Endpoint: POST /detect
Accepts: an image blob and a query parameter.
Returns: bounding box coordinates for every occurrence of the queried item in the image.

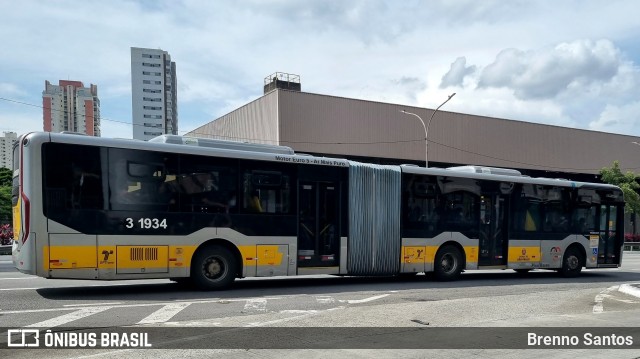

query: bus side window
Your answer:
[242,170,291,214]
[70,162,102,209]
[247,190,263,213]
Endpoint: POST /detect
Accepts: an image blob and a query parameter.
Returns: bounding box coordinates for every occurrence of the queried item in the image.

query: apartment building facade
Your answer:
[0,131,17,170]
[43,80,100,136]
[131,47,178,141]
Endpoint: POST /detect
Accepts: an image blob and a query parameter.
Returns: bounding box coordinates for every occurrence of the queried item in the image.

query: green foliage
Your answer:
[0,167,11,187]
[0,185,10,225]
[600,161,640,214]
[0,168,13,226]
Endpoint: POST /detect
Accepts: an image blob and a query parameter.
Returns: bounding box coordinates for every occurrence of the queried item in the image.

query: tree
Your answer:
[0,167,12,224]
[0,167,11,187]
[0,186,10,225]
[600,161,640,214]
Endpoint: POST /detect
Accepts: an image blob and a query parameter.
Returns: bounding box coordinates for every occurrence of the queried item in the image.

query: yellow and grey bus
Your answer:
[12,132,624,290]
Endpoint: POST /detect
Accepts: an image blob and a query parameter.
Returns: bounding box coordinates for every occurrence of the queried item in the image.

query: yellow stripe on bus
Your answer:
[402,245,477,264]
[43,244,282,271]
[508,246,541,263]
[12,201,21,241]
[47,246,97,269]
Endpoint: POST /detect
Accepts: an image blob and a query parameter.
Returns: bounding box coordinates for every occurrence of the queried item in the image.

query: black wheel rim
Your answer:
[441,253,457,274]
[567,255,579,270]
[202,255,227,281]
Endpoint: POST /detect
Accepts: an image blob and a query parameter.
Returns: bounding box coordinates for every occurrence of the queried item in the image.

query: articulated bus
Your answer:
[12,132,624,290]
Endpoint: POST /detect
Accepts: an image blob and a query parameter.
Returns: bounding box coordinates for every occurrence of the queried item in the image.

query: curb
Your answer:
[619,284,640,299]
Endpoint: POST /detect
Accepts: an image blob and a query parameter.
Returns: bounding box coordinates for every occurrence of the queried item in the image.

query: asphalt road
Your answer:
[1,253,639,358]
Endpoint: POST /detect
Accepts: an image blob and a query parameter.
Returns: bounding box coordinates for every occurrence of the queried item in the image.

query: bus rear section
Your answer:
[399,165,625,279]
[12,133,38,275]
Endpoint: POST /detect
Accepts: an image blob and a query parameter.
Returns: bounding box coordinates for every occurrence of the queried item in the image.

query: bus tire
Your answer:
[560,247,583,278]
[191,245,237,290]
[434,245,463,281]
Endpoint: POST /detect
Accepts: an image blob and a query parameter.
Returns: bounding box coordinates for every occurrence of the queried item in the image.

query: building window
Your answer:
[143,97,162,102]
[143,89,162,93]
[143,106,162,110]
[142,63,161,67]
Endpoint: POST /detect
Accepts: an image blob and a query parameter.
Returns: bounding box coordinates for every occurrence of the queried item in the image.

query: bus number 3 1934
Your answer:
[125,218,168,229]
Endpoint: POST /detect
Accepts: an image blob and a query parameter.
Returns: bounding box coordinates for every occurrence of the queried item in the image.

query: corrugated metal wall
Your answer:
[187,91,279,145]
[275,90,640,175]
[188,89,640,176]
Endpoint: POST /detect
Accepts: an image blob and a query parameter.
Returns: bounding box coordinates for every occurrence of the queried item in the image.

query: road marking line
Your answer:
[0,287,40,291]
[340,294,389,304]
[244,298,267,312]
[0,277,37,280]
[246,306,345,327]
[0,307,77,314]
[137,303,192,324]
[0,297,281,315]
[280,310,318,314]
[246,313,314,327]
[610,298,639,304]
[64,302,124,307]
[26,306,112,328]
[619,283,640,299]
[593,285,618,314]
[316,296,335,304]
[162,321,221,327]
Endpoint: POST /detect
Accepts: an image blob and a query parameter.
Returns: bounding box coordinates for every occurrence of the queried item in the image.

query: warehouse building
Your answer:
[187,73,640,184]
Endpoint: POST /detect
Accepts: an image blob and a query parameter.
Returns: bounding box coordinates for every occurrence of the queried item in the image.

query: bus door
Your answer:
[297,181,340,268]
[479,194,508,266]
[595,204,620,265]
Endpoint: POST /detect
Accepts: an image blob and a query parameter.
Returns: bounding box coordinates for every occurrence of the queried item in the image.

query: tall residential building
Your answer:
[0,131,18,170]
[43,80,101,136]
[131,47,178,141]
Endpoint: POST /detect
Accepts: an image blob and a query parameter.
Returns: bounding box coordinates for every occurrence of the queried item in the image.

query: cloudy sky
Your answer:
[1,0,639,140]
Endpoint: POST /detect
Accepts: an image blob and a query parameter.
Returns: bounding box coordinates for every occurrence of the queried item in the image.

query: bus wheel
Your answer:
[434,245,463,281]
[191,245,237,290]
[560,247,583,278]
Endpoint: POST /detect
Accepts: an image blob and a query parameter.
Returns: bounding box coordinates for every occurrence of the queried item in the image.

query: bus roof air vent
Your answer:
[60,131,88,136]
[149,135,295,155]
[446,165,522,177]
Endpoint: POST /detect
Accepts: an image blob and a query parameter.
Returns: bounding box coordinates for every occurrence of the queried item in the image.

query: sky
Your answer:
[1,0,639,140]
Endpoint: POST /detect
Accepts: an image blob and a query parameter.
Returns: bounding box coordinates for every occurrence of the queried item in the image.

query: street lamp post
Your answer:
[400,92,456,168]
